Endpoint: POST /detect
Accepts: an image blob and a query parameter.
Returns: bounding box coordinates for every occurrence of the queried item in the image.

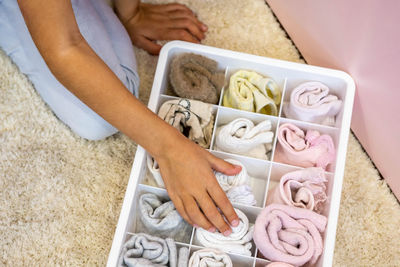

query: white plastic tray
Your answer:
[107,41,355,267]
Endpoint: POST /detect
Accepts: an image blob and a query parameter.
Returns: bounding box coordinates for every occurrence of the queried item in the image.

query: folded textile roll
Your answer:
[147,98,214,187]
[196,208,254,256]
[169,53,225,104]
[214,159,257,206]
[178,247,190,267]
[118,233,177,267]
[274,123,335,170]
[267,167,327,213]
[188,248,233,267]
[253,204,327,266]
[215,118,274,160]
[266,262,295,267]
[146,155,164,188]
[158,98,214,149]
[283,81,342,126]
[226,185,257,206]
[139,193,185,235]
[223,70,281,116]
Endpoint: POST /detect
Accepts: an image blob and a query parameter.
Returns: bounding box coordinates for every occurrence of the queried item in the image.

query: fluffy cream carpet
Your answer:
[1,0,399,266]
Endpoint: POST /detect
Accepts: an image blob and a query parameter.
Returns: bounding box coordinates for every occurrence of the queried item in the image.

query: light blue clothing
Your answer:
[0,0,139,140]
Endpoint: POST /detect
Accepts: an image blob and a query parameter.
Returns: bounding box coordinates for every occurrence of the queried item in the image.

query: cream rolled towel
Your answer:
[195,208,254,256]
[158,98,214,149]
[283,81,342,126]
[139,193,184,234]
[147,98,214,187]
[223,70,281,116]
[169,53,225,104]
[214,159,256,206]
[266,167,327,213]
[215,118,274,160]
[118,233,177,267]
[188,248,233,267]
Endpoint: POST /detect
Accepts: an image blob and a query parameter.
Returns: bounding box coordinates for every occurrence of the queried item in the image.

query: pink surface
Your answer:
[267,0,400,200]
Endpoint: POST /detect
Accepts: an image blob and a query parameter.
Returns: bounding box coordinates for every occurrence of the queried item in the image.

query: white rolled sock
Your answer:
[215,118,273,160]
[214,159,257,206]
[188,248,233,267]
[195,209,254,256]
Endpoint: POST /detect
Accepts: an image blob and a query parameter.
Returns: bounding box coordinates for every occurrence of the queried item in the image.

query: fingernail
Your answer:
[231,219,239,227]
[193,224,199,228]
[233,165,242,172]
[223,229,232,236]
[208,227,216,233]
[201,24,208,31]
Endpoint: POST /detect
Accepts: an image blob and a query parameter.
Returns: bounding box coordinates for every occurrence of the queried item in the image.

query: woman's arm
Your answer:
[17,0,239,234]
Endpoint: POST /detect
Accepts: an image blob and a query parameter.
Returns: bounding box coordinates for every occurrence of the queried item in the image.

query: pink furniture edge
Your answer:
[266,0,400,200]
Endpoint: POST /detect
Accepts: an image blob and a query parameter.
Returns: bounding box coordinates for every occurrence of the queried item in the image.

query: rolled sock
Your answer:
[158,98,214,149]
[253,204,327,266]
[118,233,178,267]
[138,193,185,234]
[223,70,281,115]
[215,118,274,160]
[146,155,164,188]
[267,167,327,213]
[226,185,257,206]
[283,81,342,126]
[214,159,257,206]
[195,208,254,256]
[169,53,225,104]
[188,248,233,267]
[178,247,190,267]
[147,98,214,187]
[274,123,335,170]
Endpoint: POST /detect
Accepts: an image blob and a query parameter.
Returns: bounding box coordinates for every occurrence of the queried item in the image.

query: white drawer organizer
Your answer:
[107,41,355,267]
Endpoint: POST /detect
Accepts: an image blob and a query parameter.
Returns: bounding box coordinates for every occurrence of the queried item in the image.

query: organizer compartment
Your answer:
[108,41,355,267]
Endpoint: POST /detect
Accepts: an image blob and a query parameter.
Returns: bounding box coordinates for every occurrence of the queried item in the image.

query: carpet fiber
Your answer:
[1,0,399,266]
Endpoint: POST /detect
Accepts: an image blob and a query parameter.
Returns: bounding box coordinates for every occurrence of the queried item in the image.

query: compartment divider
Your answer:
[279,116,340,132]
[278,77,288,118]
[261,84,285,207]
[217,105,279,124]
[209,106,221,150]
[217,66,230,106]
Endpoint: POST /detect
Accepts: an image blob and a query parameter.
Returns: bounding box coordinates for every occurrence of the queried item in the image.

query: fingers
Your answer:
[195,191,233,236]
[133,36,162,55]
[207,181,240,228]
[181,194,214,232]
[163,29,200,44]
[207,154,242,176]
[168,193,193,225]
[168,18,205,41]
[168,10,208,32]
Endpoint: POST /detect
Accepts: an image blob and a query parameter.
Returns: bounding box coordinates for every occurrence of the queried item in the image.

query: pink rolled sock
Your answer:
[274,123,335,170]
[267,167,327,213]
[253,204,327,266]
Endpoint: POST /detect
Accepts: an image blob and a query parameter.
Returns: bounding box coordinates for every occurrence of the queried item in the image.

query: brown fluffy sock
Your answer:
[169,53,225,104]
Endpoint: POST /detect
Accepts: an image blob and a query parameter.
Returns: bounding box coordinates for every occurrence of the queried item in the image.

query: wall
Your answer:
[266,0,400,200]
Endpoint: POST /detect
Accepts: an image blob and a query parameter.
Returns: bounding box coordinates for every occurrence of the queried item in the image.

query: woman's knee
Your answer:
[68,119,118,141]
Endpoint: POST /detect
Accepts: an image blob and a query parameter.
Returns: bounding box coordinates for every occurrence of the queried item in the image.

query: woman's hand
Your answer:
[118,3,207,55]
[155,135,241,236]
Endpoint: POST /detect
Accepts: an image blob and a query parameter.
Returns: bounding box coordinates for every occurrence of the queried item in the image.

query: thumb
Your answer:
[207,154,242,175]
